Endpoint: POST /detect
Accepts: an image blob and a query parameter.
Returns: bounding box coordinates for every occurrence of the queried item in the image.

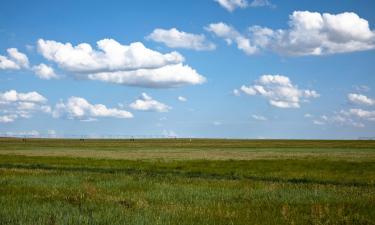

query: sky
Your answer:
[1,0,375,139]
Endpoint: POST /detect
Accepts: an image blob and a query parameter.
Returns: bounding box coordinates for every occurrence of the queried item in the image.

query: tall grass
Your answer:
[0,139,374,224]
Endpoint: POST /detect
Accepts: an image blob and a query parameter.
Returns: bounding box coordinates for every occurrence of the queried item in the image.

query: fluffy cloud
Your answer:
[87,63,205,88]
[0,89,47,103]
[0,90,50,123]
[250,11,375,55]
[37,38,205,88]
[252,114,267,121]
[32,63,58,80]
[208,11,375,56]
[177,96,187,102]
[206,22,257,55]
[0,48,29,70]
[348,93,374,106]
[129,93,171,112]
[214,0,273,12]
[235,75,319,108]
[147,28,215,50]
[37,38,183,73]
[52,97,133,121]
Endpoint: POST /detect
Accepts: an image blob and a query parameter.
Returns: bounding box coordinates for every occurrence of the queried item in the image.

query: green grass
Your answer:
[0,138,374,224]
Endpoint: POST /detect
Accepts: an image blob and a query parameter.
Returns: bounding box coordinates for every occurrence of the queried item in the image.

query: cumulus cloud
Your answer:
[348,93,374,106]
[87,63,205,88]
[147,28,215,50]
[32,63,58,80]
[252,114,267,121]
[235,75,319,108]
[37,38,183,73]
[206,22,258,55]
[177,96,187,102]
[249,11,375,55]
[36,38,205,88]
[0,48,29,70]
[52,97,133,121]
[214,0,273,12]
[129,93,171,112]
[207,11,375,56]
[0,90,50,123]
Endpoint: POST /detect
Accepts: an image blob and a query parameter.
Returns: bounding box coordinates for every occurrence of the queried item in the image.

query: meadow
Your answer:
[0,138,374,224]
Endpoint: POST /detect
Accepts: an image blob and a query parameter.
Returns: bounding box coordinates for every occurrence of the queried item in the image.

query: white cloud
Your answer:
[304,113,313,118]
[249,11,375,55]
[206,22,258,55]
[249,0,274,8]
[0,89,47,103]
[0,90,50,123]
[0,115,18,123]
[213,121,222,126]
[311,108,375,128]
[52,97,133,121]
[36,38,205,88]
[87,63,205,88]
[162,129,177,137]
[348,93,374,106]
[214,0,273,11]
[178,96,187,102]
[344,108,375,121]
[4,130,40,137]
[214,0,248,12]
[32,63,58,80]
[37,38,184,73]
[0,48,29,70]
[129,93,171,112]
[252,114,267,121]
[354,85,370,92]
[313,120,325,125]
[235,75,319,108]
[233,89,241,96]
[147,28,215,51]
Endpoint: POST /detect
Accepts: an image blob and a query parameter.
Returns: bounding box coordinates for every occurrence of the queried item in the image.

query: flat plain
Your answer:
[0,138,374,224]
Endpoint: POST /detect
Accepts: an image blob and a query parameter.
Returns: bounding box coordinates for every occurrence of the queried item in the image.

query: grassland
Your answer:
[0,138,374,224]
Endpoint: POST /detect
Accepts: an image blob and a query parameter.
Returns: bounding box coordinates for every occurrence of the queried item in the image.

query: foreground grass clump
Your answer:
[0,138,374,224]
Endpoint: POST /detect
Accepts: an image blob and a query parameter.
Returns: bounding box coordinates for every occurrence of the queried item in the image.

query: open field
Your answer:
[0,138,374,224]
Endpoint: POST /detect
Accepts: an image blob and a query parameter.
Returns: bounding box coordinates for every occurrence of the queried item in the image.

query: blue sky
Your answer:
[1,0,375,139]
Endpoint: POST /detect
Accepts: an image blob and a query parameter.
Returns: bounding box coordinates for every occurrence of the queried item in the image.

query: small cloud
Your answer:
[177,96,187,102]
[252,114,267,121]
[52,96,133,121]
[129,93,171,112]
[147,28,215,51]
[162,129,177,137]
[235,74,319,108]
[32,63,59,80]
[213,121,222,126]
[233,89,241,96]
[348,93,375,106]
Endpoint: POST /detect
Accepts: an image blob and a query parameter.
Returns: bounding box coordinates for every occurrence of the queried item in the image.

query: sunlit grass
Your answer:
[0,138,374,224]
